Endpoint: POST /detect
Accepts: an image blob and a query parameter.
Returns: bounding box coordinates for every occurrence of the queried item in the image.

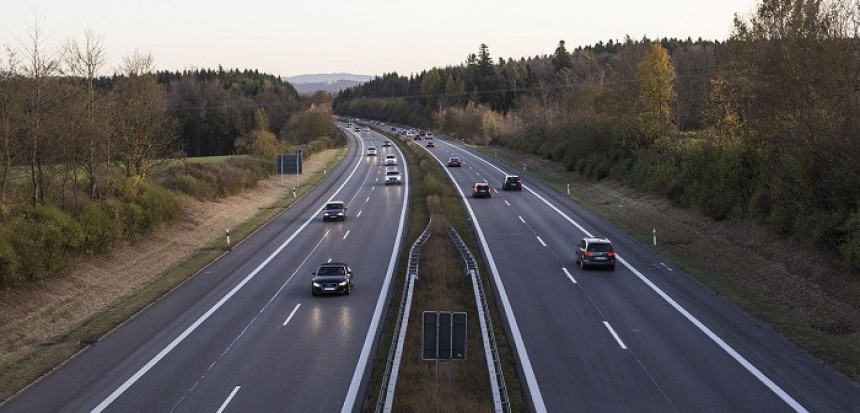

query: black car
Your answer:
[575,237,616,270]
[447,157,462,167]
[502,175,522,191]
[472,182,491,198]
[322,201,346,221]
[312,262,353,295]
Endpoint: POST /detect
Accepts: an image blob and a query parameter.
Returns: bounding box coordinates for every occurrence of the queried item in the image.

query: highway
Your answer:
[1,126,408,412]
[413,134,859,412]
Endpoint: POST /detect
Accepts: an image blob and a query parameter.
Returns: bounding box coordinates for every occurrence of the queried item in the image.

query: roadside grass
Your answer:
[0,147,346,402]
[477,144,860,381]
[361,134,526,412]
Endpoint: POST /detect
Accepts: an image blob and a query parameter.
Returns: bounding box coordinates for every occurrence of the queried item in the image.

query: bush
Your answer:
[0,236,22,286]
[77,203,118,255]
[7,205,84,281]
[134,180,181,229]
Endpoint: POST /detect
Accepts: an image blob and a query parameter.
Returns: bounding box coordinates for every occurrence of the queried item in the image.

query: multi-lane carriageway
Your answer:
[2,124,858,412]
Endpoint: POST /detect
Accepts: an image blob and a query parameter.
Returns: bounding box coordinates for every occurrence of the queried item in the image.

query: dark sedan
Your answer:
[312,262,354,295]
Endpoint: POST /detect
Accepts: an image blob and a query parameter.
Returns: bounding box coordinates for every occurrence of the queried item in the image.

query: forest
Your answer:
[0,28,339,285]
[334,0,860,270]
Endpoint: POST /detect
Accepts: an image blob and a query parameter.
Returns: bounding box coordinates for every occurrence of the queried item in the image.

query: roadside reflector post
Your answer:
[653,229,657,246]
[226,229,231,250]
[567,183,570,195]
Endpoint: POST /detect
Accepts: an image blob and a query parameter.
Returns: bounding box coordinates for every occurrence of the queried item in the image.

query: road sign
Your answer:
[422,311,467,360]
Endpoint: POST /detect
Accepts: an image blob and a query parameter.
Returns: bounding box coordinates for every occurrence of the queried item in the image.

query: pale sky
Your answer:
[2,1,759,78]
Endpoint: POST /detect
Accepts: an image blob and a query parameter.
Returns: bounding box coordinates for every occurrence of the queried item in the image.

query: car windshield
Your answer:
[588,243,613,252]
[317,266,346,275]
[325,203,343,210]
[387,171,399,175]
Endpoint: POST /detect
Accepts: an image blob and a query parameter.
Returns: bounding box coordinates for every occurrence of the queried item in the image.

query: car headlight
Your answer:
[313,282,321,288]
[338,281,348,286]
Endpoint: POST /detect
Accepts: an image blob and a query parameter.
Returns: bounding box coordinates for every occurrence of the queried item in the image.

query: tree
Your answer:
[0,49,23,201]
[63,30,108,199]
[235,108,283,159]
[112,49,175,186]
[551,40,573,73]
[638,43,675,140]
[20,14,61,205]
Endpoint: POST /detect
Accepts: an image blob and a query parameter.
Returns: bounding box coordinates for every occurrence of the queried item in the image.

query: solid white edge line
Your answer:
[341,138,410,413]
[562,267,577,284]
[536,236,547,247]
[92,130,367,413]
[463,143,808,413]
[603,321,627,350]
[216,386,241,413]
[426,142,547,412]
[283,303,302,327]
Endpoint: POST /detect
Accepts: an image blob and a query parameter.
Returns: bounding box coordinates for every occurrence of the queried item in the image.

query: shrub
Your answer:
[134,180,181,229]
[8,205,83,281]
[77,202,118,255]
[0,236,22,286]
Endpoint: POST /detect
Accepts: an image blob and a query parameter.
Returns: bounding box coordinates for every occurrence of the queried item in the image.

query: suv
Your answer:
[312,262,353,295]
[385,170,402,185]
[575,237,616,270]
[366,146,377,156]
[322,201,346,221]
[472,182,491,198]
[502,175,522,191]
[385,154,397,165]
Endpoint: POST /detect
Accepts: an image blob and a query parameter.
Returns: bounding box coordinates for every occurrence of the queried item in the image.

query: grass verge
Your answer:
[0,148,346,402]
[361,134,526,411]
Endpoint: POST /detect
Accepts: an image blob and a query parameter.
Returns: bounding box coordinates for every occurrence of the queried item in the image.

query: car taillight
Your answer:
[584,251,593,257]
[607,251,615,257]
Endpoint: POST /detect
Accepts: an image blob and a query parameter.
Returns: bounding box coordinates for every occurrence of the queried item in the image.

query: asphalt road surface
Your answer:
[2,125,408,413]
[416,134,858,413]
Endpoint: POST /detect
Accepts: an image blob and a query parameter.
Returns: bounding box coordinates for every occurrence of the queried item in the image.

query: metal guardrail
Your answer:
[375,221,432,413]
[448,225,510,413]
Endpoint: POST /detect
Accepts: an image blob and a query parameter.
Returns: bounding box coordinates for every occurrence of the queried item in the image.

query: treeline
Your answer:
[0,25,340,286]
[334,0,860,270]
[158,67,306,157]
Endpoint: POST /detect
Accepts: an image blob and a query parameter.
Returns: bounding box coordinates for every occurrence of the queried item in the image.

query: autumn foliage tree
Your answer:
[638,43,675,140]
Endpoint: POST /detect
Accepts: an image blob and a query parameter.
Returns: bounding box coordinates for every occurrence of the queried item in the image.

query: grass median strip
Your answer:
[362,133,525,412]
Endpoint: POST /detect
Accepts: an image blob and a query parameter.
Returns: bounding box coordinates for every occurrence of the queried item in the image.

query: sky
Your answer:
[2,0,760,78]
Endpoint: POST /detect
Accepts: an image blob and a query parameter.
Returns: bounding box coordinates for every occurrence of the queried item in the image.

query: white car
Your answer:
[366,146,377,156]
[385,154,397,166]
[384,170,402,185]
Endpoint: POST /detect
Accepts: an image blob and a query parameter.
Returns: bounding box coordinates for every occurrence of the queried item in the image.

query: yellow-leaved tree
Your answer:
[638,43,675,141]
[235,108,283,160]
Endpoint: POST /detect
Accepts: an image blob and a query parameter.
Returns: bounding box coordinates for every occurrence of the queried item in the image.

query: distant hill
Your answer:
[284,73,372,95]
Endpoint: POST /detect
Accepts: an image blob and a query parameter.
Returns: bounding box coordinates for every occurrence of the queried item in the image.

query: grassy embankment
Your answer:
[480,144,859,381]
[0,148,346,402]
[361,133,526,412]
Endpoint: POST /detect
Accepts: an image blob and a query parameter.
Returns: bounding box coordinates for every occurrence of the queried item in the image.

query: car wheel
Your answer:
[580,260,586,270]
[609,265,615,271]
[345,284,352,295]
